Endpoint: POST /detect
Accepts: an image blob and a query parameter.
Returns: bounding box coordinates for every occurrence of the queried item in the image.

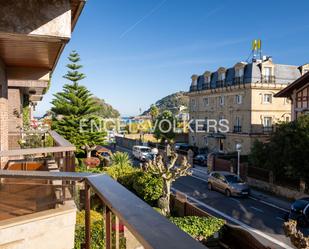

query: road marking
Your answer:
[231,198,240,204]
[192,168,208,174]
[276,216,285,221]
[250,206,264,213]
[189,175,289,213]
[171,187,293,249]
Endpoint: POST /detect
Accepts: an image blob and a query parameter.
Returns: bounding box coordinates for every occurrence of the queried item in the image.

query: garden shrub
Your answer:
[105,164,140,190]
[75,210,104,249]
[133,172,163,206]
[169,216,225,241]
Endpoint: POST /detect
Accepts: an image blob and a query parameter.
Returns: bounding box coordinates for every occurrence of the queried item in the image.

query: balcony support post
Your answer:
[105,206,112,249]
[85,182,91,249]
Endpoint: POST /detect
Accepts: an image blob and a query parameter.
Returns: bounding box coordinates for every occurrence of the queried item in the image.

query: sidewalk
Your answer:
[250,188,291,211]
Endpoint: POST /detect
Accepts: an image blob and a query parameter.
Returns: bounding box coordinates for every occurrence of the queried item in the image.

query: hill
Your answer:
[93,97,120,118]
[143,91,189,115]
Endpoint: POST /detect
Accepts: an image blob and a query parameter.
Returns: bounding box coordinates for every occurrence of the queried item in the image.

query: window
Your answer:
[285,116,290,122]
[191,99,196,111]
[263,94,272,104]
[203,97,209,107]
[236,95,242,104]
[219,73,225,81]
[263,117,272,127]
[235,116,241,126]
[219,96,225,106]
[235,68,244,77]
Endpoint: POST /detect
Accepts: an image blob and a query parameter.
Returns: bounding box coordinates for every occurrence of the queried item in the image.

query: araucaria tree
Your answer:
[51,51,105,156]
[144,151,192,216]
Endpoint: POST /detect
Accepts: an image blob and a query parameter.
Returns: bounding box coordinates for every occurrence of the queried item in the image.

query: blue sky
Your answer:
[36,0,309,117]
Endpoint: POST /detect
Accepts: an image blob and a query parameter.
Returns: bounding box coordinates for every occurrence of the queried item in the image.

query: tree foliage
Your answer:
[249,115,309,180]
[51,51,105,156]
[133,172,163,205]
[153,110,177,143]
[144,151,192,215]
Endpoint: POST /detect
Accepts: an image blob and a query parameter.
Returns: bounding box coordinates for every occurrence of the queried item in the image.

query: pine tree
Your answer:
[51,51,105,156]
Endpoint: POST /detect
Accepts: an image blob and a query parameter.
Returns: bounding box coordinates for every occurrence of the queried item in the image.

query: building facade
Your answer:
[275,69,309,120]
[188,57,307,155]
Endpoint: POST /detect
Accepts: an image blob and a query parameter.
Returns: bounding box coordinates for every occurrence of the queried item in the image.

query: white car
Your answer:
[132,146,153,161]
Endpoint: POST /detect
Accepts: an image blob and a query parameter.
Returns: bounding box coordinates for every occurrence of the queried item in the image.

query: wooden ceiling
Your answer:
[0,38,62,69]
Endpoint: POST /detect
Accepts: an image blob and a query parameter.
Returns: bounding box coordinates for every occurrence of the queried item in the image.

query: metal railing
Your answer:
[189,85,197,92]
[233,76,244,84]
[263,126,274,133]
[0,170,206,249]
[1,130,76,172]
[216,80,225,87]
[261,75,276,83]
[233,126,242,133]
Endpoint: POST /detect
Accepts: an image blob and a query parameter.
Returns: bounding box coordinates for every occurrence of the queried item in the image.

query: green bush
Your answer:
[169,216,225,241]
[105,164,139,190]
[110,151,132,167]
[133,172,163,205]
[75,210,104,249]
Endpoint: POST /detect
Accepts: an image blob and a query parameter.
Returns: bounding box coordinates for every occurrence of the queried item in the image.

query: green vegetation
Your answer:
[22,94,30,128]
[153,110,177,143]
[143,91,189,115]
[75,210,104,249]
[51,51,105,156]
[250,115,309,181]
[169,216,225,241]
[132,172,163,205]
[92,97,120,118]
[110,151,131,167]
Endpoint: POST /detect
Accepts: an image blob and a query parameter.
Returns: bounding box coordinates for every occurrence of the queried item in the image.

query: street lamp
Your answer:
[236,143,242,176]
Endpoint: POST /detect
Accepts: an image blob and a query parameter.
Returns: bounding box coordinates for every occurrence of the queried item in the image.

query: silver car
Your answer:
[207,171,250,197]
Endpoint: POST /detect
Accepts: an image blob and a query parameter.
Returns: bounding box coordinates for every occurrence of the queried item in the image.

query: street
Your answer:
[116,145,294,249]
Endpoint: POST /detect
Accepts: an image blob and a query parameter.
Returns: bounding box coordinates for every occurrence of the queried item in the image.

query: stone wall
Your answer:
[8,88,22,133]
[247,177,308,200]
[0,58,8,168]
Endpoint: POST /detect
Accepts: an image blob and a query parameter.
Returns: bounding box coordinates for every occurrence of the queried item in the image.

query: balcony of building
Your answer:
[233,76,244,85]
[0,132,206,249]
[233,126,242,133]
[250,124,275,135]
[261,75,276,83]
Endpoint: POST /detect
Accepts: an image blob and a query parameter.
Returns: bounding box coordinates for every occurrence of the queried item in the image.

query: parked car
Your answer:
[193,154,207,166]
[174,143,199,156]
[132,145,153,161]
[207,171,250,197]
[288,198,309,227]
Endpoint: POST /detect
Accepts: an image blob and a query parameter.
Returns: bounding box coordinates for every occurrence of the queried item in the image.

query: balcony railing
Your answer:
[233,126,242,133]
[189,85,197,92]
[263,126,274,134]
[0,170,206,249]
[261,75,276,83]
[1,130,76,172]
[216,80,225,87]
[233,76,244,84]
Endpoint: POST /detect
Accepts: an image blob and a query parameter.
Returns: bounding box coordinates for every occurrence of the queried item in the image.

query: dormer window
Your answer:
[234,62,246,84]
[217,68,226,87]
[261,60,275,83]
[203,71,211,89]
[219,72,225,81]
